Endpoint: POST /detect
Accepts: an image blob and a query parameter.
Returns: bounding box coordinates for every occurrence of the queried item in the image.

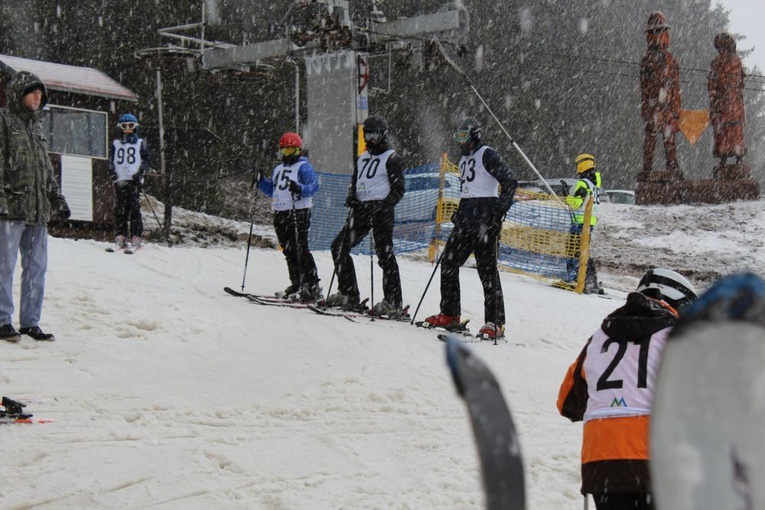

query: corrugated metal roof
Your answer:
[0,54,139,102]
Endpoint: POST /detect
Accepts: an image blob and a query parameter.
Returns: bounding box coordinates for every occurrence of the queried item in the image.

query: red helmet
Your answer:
[279,132,303,149]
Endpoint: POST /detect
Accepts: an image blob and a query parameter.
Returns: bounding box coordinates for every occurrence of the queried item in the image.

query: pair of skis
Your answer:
[224,287,411,323]
[0,396,53,425]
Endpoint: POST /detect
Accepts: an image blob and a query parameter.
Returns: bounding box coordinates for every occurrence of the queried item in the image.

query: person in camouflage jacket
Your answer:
[0,70,70,343]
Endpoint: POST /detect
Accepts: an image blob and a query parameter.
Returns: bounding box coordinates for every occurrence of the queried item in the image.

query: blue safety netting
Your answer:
[309,162,443,255]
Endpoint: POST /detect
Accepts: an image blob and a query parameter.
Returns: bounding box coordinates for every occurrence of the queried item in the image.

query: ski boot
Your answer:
[477,322,505,340]
[372,300,408,319]
[423,313,461,329]
[106,235,128,253]
[1,396,31,419]
[299,282,323,302]
[325,293,364,311]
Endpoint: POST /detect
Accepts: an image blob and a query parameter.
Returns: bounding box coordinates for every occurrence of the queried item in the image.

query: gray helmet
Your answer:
[454,117,482,146]
[637,268,698,310]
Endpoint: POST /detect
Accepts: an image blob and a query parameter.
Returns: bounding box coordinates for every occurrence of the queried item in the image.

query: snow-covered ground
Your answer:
[0,198,762,509]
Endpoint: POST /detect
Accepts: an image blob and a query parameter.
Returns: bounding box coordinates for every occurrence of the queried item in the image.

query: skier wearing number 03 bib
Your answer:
[423,117,517,339]
[109,113,150,252]
[556,268,698,510]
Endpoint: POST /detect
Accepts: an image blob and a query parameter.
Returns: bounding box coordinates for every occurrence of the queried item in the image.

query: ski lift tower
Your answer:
[200,0,469,177]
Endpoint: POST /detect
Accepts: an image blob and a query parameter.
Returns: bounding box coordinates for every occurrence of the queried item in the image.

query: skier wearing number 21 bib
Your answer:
[556,268,698,510]
[109,113,150,252]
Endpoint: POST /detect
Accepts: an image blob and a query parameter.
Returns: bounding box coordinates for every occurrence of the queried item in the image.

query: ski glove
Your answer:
[489,210,506,239]
[288,180,302,199]
[345,193,360,208]
[56,195,71,220]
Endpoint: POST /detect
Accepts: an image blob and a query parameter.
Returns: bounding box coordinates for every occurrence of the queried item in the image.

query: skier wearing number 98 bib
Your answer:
[556,268,698,510]
[109,113,150,252]
[327,115,406,316]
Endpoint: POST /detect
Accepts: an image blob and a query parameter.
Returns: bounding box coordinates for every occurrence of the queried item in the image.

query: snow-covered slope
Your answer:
[0,198,762,509]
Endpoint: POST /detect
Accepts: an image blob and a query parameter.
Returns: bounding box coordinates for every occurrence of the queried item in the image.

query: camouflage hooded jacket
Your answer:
[0,70,62,223]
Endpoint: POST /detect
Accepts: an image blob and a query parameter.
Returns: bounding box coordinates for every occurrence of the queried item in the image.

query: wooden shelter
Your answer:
[0,54,139,229]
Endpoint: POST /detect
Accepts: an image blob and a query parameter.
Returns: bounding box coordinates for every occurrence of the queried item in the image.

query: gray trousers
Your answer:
[0,221,48,328]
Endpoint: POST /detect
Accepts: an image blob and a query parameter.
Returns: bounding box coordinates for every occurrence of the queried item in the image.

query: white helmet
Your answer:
[637,268,698,310]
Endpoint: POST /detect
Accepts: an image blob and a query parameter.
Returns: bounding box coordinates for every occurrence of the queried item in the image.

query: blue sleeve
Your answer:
[258,176,274,197]
[297,160,319,198]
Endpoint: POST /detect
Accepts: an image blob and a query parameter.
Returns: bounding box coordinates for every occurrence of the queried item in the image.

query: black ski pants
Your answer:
[114,180,143,238]
[330,202,402,306]
[439,224,505,325]
[593,492,653,510]
[274,208,319,288]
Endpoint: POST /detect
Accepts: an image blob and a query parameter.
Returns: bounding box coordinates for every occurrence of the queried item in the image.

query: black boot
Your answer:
[0,324,21,343]
[19,326,55,342]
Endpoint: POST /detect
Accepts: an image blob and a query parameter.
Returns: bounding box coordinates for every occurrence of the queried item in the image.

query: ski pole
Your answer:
[410,248,445,325]
[325,207,353,301]
[369,208,375,318]
[241,214,256,292]
[291,190,303,297]
[433,38,574,220]
[241,169,261,292]
[493,229,501,346]
[141,189,163,233]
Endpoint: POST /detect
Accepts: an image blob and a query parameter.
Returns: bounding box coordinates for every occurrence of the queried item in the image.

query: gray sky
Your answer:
[718,0,765,73]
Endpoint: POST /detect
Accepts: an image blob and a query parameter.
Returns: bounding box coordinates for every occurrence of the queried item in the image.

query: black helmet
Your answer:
[364,115,388,132]
[637,268,698,311]
[363,115,388,146]
[454,117,482,147]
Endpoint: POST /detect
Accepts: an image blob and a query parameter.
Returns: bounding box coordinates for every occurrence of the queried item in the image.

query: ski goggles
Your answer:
[118,122,137,130]
[453,129,472,143]
[363,130,384,143]
[280,146,301,156]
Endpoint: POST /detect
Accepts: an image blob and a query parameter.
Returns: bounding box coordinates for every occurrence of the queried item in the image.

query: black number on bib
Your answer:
[115,146,137,165]
[596,337,650,391]
[276,168,293,190]
[460,158,476,184]
[360,157,381,179]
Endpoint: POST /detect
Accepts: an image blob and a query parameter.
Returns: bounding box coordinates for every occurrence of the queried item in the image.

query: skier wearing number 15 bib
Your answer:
[556,268,697,510]
[258,132,321,302]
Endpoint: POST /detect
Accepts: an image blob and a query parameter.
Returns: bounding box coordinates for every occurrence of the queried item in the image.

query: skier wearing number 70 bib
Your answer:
[556,268,698,510]
[327,115,406,317]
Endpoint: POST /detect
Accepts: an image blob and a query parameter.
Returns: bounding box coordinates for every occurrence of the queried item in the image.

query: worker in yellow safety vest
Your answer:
[564,154,602,293]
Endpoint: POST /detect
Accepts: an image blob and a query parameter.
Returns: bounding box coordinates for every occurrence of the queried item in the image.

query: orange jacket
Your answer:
[557,292,677,494]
